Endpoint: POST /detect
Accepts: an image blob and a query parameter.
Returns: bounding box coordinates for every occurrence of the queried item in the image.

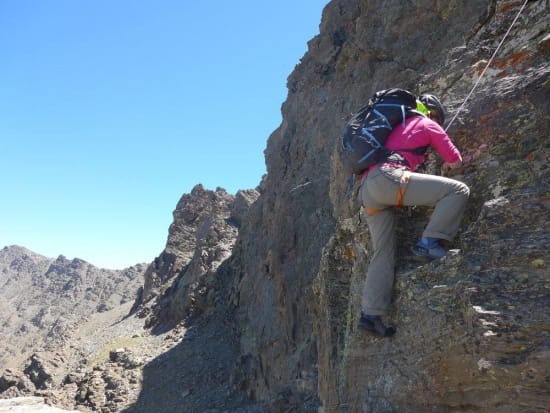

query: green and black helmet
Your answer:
[419,94,445,126]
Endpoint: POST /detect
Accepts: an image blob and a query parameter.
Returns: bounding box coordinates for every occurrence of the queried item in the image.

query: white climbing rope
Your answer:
[445,0,532,131]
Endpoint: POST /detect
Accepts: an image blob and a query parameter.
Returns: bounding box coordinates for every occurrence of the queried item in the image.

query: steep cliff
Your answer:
[230,0,549,412]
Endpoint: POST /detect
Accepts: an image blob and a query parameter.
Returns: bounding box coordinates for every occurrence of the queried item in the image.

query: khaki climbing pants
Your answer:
[358,164,470,315]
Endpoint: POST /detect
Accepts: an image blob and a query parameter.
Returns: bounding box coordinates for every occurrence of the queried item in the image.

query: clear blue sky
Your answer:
[0,0,327,269]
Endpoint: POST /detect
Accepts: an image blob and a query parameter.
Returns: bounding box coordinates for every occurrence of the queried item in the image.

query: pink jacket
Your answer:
[360,116,462,178]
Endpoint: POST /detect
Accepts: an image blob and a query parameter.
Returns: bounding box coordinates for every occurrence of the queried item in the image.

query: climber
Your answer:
[357,93,470,337]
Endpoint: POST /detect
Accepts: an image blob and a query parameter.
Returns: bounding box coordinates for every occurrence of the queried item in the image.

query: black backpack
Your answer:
[340,88,424,175]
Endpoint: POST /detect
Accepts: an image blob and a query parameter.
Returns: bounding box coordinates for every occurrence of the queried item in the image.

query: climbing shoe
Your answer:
[358,314,396,337]
[412,237,447,260]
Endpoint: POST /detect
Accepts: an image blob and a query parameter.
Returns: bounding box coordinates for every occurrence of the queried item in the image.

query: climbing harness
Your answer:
[445,0,533,131]
[364,170,412,215]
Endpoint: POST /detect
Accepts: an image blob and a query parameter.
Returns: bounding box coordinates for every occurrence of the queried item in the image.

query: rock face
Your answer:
[227,0,550,412]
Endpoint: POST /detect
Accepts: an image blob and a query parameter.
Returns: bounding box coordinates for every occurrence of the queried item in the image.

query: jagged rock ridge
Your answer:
[133,185,260,328]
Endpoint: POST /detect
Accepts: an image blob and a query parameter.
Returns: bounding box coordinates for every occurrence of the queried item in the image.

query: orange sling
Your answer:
[365,171,411,215]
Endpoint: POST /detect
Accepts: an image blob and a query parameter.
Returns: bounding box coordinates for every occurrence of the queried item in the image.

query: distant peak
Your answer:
[2,245,39,256]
